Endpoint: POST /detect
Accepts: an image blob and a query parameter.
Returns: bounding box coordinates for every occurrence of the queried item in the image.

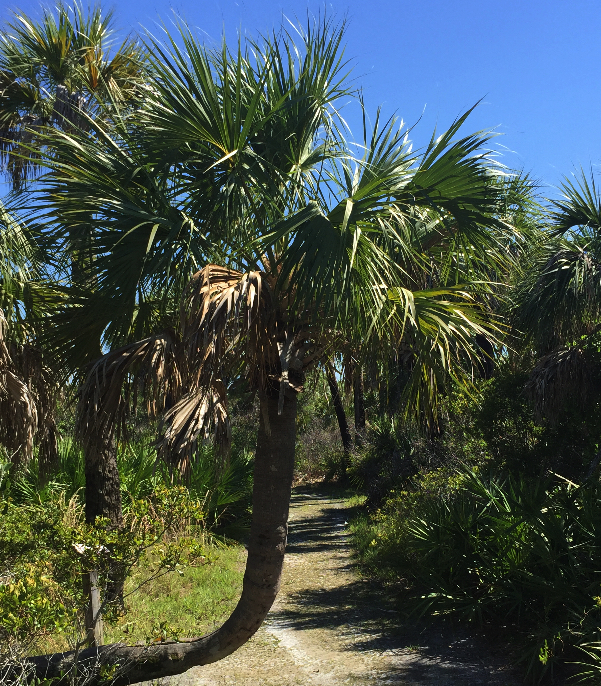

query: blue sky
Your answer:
[2,0,601,194]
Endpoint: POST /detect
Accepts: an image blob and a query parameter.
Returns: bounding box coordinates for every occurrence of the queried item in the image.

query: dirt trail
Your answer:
[174,489,521,685]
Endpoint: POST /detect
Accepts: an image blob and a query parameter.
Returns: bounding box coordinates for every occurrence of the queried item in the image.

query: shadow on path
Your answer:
[266,487,523,686]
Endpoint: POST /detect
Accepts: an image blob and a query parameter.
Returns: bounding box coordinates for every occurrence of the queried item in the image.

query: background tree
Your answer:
[512,170,601,476]
[0,200,58,475]
[0,2,145,190]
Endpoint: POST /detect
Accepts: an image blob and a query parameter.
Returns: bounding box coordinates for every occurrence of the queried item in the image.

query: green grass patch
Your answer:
[106,542,245,644]
[33,541,245,654]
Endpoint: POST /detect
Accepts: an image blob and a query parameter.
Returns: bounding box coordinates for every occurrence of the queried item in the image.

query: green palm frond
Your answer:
[0,198,62,339]
[511,169,601,372]
[387,286,500,427]
[550,169,601,236]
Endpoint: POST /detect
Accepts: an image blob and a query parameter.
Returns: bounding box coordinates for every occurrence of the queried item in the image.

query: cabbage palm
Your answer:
[26,19,523,683]
[514,171,601,422]
[0,2,145,189]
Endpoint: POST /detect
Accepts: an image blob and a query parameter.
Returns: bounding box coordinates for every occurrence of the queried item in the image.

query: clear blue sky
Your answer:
[2,0,601,192]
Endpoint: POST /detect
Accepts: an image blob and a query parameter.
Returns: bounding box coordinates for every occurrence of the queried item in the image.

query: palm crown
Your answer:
[35,19,522,442]
[0,2,145,189]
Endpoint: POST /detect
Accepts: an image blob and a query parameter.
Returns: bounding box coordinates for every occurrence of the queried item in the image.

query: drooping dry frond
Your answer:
[77,327,235,477]
[182,265,277,391]
[76,331,184,449]
[156,379,230,475]
[526,346,594,423]
[0,309,58,470]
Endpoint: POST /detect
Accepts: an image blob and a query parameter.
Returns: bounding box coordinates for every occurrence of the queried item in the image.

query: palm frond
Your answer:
[157,380,230,474]
[76,331,184,449]
[387,286,500,428]
[0,309,58,470]
[182,265,276,390]
[550,169,601,236]
[513,237,601,352]
[0,2,147,188]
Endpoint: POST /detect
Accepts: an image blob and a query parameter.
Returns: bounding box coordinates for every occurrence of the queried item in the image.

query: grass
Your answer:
[107,542,245,644]
[35,540,245,654]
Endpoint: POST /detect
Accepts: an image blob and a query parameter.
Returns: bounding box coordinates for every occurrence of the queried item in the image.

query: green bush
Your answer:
[474,366,601,480]
[1,433,253,532]
[0,485,209,654]
[352,468,601,682]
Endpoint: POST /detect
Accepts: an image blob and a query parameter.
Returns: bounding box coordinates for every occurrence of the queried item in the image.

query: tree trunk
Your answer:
[325,361,353,468]
[83,430,123,646]
[84,430,123,528]
[475,334,494,380]
[82,570,104,647]
[25,390,298,686]
[353,365,366,446]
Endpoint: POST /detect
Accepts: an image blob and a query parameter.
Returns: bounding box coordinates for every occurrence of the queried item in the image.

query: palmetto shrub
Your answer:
[1,433,253,532]
[353,468,601,682]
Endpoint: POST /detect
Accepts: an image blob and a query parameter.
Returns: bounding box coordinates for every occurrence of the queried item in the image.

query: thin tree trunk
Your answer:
[475,334,494,380]
[325,361,352,454]
[353,365,366,446]
[325,360,353,468]
[82,570,104,647]
[25,390,298,686]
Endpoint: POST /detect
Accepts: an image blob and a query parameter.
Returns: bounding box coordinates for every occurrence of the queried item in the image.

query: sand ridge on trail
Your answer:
[174,489,522,685]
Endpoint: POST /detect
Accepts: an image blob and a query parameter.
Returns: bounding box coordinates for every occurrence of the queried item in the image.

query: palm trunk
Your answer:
[84,430,123,528]
[325,360,351,477]
[83,430,123,647]
[353,365,366,446]
[475,334,494,380]
[26,390,298,685]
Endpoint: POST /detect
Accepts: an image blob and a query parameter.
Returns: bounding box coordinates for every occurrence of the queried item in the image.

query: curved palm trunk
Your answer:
[26,390,298,685]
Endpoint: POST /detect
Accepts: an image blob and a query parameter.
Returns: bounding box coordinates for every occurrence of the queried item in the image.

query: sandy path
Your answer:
[174,489,521,686]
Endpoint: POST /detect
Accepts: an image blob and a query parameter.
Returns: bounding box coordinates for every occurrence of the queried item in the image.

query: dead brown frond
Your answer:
[76,331,184,449]
[182,264,276,391]
[157,379,230,476]
[526,346,595,423]
[0,309,58,470]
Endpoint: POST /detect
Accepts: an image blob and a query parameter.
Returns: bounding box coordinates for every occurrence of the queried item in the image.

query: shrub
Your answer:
[0,485,209,656]
[352,468,601,682]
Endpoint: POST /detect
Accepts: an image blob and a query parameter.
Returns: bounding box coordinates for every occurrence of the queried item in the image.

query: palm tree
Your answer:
[25,18,523,683]
[514,171,601,430]
[0,2,145,190]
